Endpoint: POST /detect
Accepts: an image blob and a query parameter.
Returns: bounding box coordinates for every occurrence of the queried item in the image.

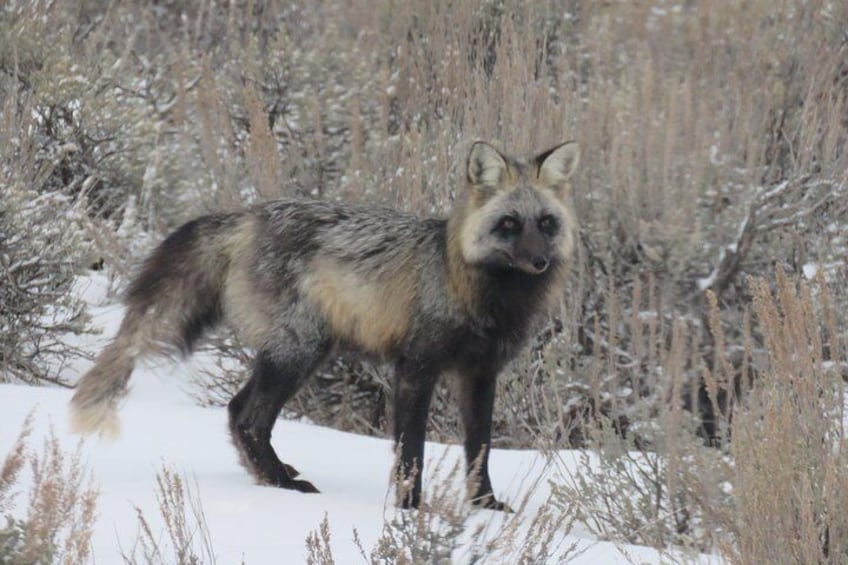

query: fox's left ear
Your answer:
[535,141,580,195]
[467,141,509,190]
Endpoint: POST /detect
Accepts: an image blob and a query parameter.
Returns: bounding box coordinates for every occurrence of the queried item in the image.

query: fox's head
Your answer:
[455,141,580,276]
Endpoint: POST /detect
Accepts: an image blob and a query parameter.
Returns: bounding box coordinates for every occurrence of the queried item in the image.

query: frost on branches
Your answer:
[0,184,90,385]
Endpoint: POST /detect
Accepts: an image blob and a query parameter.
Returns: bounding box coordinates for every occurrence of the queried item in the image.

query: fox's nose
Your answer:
[532,257,549,273]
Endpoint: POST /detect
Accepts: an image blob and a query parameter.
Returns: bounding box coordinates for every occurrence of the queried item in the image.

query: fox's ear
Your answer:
[536,141,580,193]
[467,141,508,191]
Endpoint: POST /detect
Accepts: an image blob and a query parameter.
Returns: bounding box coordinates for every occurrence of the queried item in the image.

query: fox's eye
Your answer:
[494,216,521,236]
[501,217,518,231]
[538,215,558,235]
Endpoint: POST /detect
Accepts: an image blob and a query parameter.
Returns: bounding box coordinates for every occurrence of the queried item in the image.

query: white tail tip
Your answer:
[69,403,121,441]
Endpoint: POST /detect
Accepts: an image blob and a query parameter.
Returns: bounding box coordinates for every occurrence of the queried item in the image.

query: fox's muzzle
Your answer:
[513,228,552,274]
[515,255,550,275]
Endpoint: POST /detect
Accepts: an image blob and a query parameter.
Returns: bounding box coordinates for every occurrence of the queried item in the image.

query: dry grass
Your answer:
[552,267,848,559]
[0,416,98,564]
[122,465,217,565]
[3,0,848,561]
[341,451,580,564]
[305,513,336,565]
[720,269,848,563]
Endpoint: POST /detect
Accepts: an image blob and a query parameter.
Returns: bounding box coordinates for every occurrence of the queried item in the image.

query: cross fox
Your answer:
[70,140,580,510]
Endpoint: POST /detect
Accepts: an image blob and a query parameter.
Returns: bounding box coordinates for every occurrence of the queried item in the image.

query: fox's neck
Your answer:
[445,212,484,316]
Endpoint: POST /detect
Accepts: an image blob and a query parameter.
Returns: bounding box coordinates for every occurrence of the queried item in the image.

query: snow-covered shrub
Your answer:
[554,417,732,552]
[0,181,90,384]
[0,1,180,384]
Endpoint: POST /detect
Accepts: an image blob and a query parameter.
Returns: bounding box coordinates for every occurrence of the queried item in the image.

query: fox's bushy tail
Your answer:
[70,213,249,437]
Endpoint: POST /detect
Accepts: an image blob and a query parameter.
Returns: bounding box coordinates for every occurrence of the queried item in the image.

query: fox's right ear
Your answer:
[467,141,508,192]
[536,141,580,192]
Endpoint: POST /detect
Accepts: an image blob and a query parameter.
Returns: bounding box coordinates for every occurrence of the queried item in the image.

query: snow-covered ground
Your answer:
[0,273,720,563]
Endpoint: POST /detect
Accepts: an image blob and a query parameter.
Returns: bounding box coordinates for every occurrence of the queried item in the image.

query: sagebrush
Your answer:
[2,0,847,561]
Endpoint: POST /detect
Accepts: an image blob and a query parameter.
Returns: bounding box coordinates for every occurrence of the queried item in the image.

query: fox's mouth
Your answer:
[478,250,552,275]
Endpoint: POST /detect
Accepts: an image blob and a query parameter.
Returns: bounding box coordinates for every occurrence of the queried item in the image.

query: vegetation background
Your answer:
[1,0,847,562]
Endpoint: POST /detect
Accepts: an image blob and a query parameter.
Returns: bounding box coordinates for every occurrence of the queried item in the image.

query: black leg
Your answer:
[457,370,511,512]
[392,360,439,509]
[228,340,329,493]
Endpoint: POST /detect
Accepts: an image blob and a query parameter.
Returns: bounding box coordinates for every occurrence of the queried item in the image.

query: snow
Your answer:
[803,263,819,280]
[0,274,722,563]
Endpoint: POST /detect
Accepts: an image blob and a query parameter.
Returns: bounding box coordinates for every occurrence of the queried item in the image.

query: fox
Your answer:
[70,140,580,511]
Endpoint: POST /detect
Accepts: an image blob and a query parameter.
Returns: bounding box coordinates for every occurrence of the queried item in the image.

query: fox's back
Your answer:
[236,199,448,355]
[255,198,443,265]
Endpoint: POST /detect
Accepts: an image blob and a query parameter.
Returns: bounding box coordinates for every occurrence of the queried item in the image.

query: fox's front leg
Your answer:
[457,369,512,512]
[392,360,439,509]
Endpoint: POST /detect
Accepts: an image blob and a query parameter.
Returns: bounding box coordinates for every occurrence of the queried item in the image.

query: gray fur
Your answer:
[70,141,580,510]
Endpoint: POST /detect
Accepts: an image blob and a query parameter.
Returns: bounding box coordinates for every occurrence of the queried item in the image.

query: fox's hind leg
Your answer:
[227,370,300,481]
[228,326,331,493]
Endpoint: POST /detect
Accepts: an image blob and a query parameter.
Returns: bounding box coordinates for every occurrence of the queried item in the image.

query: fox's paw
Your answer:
[471,494,513,513]
[289,478,320,494]
[259,473,320,494]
